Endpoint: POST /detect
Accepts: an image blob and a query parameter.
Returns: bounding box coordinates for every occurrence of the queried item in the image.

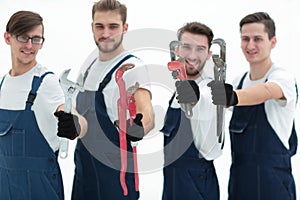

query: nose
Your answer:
[25,39,34,48]
[102,27,111,38]
[246,39,256,49]
[188,47,198,60]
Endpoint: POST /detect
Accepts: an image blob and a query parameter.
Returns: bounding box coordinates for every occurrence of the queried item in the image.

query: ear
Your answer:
[123,23,128,34]
[4,32,11,45]
[270,36,276,49]
[206,50,213,60]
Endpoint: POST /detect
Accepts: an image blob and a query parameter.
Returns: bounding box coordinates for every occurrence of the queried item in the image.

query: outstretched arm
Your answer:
[235,82,284,106]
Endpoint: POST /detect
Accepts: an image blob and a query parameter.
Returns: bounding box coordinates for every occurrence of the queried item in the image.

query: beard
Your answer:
[95,34,123,53]
[185,61,205,77]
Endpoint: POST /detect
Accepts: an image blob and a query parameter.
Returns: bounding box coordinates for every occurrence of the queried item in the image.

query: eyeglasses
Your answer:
[12,34,45,45]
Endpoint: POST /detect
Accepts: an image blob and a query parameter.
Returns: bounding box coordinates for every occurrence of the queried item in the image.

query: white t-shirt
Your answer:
[170,73,223,160]
[0,64,65,151]
[75,49,152,123]
[231,64,297,149]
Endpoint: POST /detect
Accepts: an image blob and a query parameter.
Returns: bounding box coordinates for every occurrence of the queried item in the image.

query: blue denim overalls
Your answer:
[0,72,64,200]
[160,94,220,200]
[228,73,298,200]
[72,55,139,200]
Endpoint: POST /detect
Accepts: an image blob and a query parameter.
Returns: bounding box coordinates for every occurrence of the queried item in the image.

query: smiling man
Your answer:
[0,10,87,200]
[160,22,223,200]
[71,0,154,199]
[208,12,298,200]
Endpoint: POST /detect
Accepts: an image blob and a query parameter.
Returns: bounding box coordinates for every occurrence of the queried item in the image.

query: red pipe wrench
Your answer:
[115,63,140,196]
[167,40,193,118]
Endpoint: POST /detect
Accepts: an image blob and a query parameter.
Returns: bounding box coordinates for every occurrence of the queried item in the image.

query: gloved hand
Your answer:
[126,113,144,142]
[54,111,80,140]
[207,80,238,106]
[175,80,200,104]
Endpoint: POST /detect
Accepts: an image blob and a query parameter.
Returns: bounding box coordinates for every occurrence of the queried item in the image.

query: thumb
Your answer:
[134,113,143,126]
[207,80,215,87]
[54,110,64,117]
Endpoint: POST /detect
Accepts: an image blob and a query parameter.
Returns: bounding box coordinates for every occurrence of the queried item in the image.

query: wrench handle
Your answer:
[58,95,72,159]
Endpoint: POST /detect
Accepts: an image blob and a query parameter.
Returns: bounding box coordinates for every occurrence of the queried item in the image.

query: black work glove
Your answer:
[207,80,238,106]
[54,111,80,140]
[126,113,144,142]
[175,80,200,104]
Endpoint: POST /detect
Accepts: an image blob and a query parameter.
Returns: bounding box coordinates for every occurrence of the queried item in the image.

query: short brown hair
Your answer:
[239,12,275,39]
[92,0,127,24]
[6,10,44,35]
[177,22,214,48]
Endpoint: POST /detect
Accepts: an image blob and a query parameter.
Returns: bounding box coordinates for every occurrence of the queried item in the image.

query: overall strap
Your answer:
[168,92,176,106]
[98,54,135,92]
[25,72,54,110]
[237,72,248,89]
[0,75,6,90]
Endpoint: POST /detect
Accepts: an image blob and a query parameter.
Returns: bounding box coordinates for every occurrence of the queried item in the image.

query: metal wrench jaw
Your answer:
[116,63,135,82]
[212,55,226,82]
[169,40,182,61]
[60,69,84,94]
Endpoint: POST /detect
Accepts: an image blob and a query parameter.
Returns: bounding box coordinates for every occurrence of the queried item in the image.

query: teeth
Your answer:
[23,51,32,54]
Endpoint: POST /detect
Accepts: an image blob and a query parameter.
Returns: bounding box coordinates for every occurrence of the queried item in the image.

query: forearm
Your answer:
[235,82,284,106]
[134,88,155,134]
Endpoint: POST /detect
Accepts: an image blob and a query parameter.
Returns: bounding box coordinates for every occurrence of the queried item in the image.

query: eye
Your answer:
[196,46,205,52]
[254,37,263,42]
[181,44,191,50]
[18,35,30,42]
[241,37,250,42]
[95,24,104,29]
[109,24,119,29]
[32,37,44,44]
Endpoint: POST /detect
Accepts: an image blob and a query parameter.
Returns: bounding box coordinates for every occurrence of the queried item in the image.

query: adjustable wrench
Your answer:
[59,69,84,159]
[168,40,193,118]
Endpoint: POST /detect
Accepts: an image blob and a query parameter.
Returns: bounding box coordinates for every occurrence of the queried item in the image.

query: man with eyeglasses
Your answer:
[0,10,87,200]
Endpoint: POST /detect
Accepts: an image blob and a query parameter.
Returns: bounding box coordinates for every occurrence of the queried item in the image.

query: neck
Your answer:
[249,59,273,80]
[99,46,125,61]
[10,60,37,76]
[187,71,202,81]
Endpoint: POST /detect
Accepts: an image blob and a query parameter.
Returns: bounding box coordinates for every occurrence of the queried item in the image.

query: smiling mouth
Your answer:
[21,50,34,55]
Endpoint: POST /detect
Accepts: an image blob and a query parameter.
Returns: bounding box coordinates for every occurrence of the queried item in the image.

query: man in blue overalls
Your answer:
[160,22,224,200]
[208,12,298,200]
[71,0,154,199]
[0,11,87,200]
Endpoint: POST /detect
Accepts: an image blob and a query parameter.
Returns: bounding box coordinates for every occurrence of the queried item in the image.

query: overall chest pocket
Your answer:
[0,122,25,156]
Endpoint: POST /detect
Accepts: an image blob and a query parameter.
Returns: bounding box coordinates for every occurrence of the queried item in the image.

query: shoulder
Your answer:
[267,65,296,90]
[32,64,61,89]
[78,48,99,75]
[268,65,295,81]
[121,53,143,66]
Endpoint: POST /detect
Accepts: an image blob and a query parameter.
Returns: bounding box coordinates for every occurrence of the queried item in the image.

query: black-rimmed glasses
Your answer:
[12,34,45,45]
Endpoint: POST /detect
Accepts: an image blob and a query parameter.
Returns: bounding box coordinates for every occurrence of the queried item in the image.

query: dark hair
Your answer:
[239,12,275,39]
[177,22,214,48]
[92,0,127,24]
[6,10,44,36]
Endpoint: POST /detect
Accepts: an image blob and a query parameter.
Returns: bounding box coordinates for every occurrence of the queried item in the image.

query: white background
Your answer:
[0,1,299,200]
